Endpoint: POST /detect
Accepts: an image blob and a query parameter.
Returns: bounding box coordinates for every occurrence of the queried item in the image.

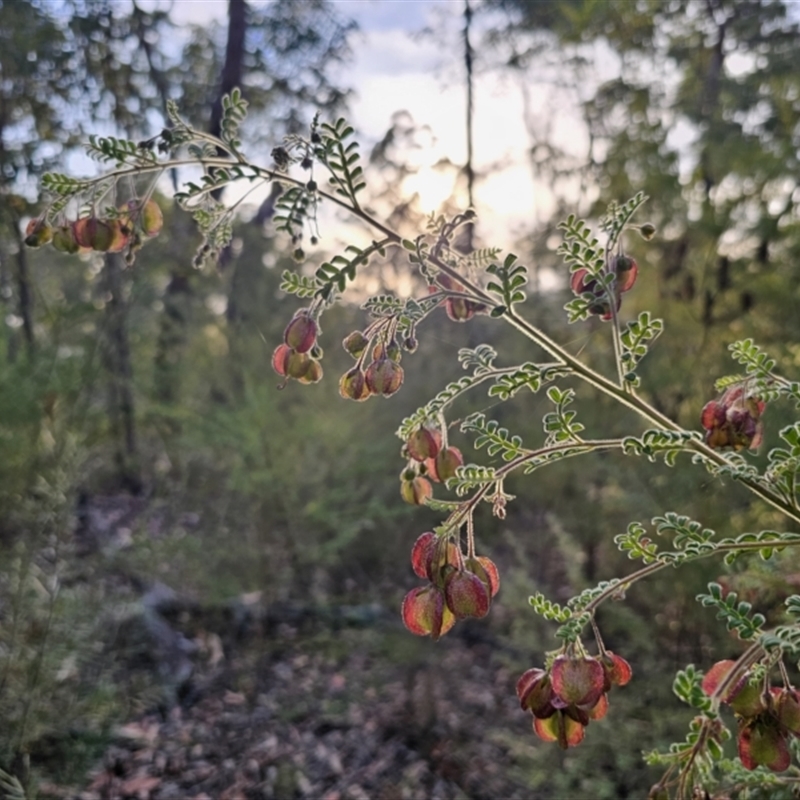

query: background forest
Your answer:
[2,1,800,798]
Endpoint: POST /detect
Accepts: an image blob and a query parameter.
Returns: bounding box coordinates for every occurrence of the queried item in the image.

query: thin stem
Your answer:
[581,561,665,617]
[590,616,607,656]
[602,249,624,388]
[676,718,717,800]
[779,658,792,688]
[444,439,625,530]
[582,536,800,620]
[466,513,476,558]
[610,313,626,388]
[438,409,449,450]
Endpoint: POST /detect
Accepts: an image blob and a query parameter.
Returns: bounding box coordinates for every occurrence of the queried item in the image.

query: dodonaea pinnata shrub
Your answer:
[30,91,800,798]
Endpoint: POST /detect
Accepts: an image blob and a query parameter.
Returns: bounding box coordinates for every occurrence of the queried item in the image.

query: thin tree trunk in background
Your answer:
[211,0,248,279]
[210,0,248,276]
[212,0,251,400]
[131,0,195,407]
[462,0,475,254]
[101,252,141,493]
[461,0,482,349]
[0,241,12,362]
[10,217,35,360]
[153,247,193,406]
[209,0,248,143]
[698,5,726,330]
[131,1,179,195]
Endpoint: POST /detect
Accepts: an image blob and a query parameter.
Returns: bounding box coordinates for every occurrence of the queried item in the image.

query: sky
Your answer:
[154,0,568,252]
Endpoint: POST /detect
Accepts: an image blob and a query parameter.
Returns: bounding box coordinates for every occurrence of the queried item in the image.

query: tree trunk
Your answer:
[153,216,195,407]
[461,0,475,255]
[9,215,35,361]
[100,252,142,493]
[209,0,248,143]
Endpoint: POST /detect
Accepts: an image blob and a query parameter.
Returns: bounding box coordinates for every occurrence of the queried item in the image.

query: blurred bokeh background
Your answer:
[3,1,800,797]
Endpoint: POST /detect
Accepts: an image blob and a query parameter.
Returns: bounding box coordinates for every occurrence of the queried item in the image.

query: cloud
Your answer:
[331,0,435,33]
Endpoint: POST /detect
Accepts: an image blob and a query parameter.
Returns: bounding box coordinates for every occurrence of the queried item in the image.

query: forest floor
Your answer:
[37,606,538,800]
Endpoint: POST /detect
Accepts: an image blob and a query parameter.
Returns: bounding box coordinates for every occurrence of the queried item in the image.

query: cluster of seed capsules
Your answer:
[400,425,463,505]
[570,253,639,320]
[23,199,164,264]
[273,309,418,398]
[700,385,765,452]
[336,273,493,397]
[401,531,500,640]
[567,221,653,320]
[434,274,488,322]
[516,650,632,749]
[701,660,800,772]
[273,267,495,396]
[567,248,768,455]
[272,311,324,385]
[338,327,407,400]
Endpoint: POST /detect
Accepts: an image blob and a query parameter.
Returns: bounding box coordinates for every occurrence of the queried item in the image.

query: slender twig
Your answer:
[582,537,800,620]
[443,439,625,531]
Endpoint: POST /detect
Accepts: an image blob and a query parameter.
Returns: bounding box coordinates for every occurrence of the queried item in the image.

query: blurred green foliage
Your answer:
[3,0,800,797]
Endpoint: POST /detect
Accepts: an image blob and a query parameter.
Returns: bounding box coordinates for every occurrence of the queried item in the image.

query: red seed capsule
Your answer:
[272,344,292,376]
[106,219,131,253]
[24,219,53,248]
[400,476,432,506]
[141,199,164,237]
[297,359,323,384]
[52,225,80,254]
[284,313,318,354]
[410,532,437,580]
[401,585,456,640]
[444,570,490,619]
[339,367,370,401]
[365,358,403,397]
[342,330,369,358]
[551,656,605,708]
[431,446,463,482]
[407,427,441,462]
[285,350,313,380]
